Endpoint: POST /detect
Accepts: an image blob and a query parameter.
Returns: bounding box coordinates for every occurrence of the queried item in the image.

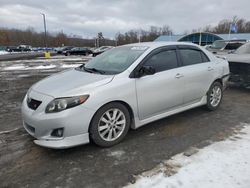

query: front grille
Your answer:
[27,98,42,110]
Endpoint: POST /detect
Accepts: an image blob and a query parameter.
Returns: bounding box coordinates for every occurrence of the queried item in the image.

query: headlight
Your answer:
[45,95,89,113]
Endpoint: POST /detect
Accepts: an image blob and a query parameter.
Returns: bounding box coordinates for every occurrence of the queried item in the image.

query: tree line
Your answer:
[115,25,173,45]
[195,16,250,34]
[0,27,115,47]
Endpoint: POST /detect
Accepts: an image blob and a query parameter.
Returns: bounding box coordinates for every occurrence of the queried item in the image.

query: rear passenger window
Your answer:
[200,51,210,62]
[144,50,178,73]
[179,49,208,66]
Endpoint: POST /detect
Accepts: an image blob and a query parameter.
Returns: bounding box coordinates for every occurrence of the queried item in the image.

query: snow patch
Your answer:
[0,51,9,55]
[126,123,250,188]
[17,74,31,78]
[3,65,26,70]
[27,65,56,70]
[3,64,56,70]
[61,64,82,68]
[107,150,126,159]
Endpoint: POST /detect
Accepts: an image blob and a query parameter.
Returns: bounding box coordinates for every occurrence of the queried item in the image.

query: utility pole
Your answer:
[41,13,47,51]
[138,29,141,43]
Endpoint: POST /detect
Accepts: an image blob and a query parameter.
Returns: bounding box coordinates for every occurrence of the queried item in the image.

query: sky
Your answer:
[0,0,250,39]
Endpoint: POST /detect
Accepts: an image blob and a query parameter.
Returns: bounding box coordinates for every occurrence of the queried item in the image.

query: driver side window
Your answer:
[144,50,178,73]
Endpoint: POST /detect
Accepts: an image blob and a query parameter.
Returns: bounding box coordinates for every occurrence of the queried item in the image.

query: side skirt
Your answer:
[134,95,207,129]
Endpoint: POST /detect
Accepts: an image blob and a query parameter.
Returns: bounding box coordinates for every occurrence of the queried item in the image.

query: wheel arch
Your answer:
[213,78,223,86]
[88,100,135,133]
[207,78,223,94]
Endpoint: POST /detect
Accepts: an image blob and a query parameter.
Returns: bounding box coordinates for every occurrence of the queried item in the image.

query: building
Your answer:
[155,32,250,46]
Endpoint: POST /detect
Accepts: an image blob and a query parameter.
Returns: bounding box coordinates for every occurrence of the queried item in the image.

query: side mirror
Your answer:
[135,66,156,78]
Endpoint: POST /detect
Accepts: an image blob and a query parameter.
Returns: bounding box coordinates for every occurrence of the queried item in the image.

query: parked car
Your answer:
[6,45,32,52]
[63,47,92,56]
[6,46,19,52]
[21,42,229,149]
[223,42,250,88]
[207,39,247,54]
[92,46,113,56]
[19,45,32,52]
[56,46,74,54]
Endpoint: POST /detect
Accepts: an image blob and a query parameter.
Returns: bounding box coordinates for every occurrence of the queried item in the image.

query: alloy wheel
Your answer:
[210,85,222,107]
[98,108,126,141]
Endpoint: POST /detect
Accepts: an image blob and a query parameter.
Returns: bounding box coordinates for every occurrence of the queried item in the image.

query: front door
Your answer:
[135,48,185,120]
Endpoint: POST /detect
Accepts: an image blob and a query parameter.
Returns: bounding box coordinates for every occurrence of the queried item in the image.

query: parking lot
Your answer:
[0,55,250,188]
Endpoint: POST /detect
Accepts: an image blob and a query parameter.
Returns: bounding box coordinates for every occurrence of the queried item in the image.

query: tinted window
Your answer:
[200,51,210,62]
[179,49,204,66]
[144,50,178,72]
[224,43,243,50]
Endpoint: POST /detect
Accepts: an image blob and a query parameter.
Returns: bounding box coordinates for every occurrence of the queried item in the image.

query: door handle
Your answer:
[208,67,214,71]
[175,73,184,79]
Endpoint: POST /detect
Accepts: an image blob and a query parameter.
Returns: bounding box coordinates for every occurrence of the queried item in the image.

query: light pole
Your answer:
[41,13,47,51]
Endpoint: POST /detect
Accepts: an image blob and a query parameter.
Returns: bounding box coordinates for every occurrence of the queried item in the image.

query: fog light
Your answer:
[51,128,64,137]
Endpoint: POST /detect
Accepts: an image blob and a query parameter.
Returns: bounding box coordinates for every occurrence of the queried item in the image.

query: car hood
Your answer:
[225,54,250,64]
[31,69,114,97]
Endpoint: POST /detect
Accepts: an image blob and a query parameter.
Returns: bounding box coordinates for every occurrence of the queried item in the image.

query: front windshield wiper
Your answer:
[83,66,105,74]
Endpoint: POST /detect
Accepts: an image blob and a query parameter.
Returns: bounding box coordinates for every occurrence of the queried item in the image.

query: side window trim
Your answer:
[129,45,179,78]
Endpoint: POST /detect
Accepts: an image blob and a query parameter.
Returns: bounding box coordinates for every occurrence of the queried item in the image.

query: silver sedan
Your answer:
[21,42,230,149]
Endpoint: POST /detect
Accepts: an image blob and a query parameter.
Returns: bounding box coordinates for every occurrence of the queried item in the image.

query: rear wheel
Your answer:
[89,102,130,147]
[206,81,223,111]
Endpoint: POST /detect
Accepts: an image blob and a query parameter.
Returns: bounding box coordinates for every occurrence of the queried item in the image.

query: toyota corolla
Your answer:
[21,42,230,149]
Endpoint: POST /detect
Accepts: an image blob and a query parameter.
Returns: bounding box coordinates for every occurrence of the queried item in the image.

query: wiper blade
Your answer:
[83,67,105,74]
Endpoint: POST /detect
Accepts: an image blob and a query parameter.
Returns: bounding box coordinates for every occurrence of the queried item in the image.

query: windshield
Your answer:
[235,42,250,54]
[83,46,148,75]
[210,41,227,49]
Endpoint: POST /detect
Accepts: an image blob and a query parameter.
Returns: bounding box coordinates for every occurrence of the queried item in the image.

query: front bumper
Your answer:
[21,89,96,149]
[34,133,89,149]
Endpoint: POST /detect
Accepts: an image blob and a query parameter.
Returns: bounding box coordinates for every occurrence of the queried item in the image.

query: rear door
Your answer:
[135,46,185,120]
[177,45,216,104]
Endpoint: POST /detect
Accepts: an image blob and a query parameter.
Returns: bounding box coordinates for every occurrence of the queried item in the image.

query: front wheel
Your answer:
[89,102,131,147]
[206,81,223,111]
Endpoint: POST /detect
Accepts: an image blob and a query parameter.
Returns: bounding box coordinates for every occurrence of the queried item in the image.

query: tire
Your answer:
[89,102,131,147]
[206,81,223,111]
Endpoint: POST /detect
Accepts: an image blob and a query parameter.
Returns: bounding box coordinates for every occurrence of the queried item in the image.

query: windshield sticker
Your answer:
[131,46,148,51]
